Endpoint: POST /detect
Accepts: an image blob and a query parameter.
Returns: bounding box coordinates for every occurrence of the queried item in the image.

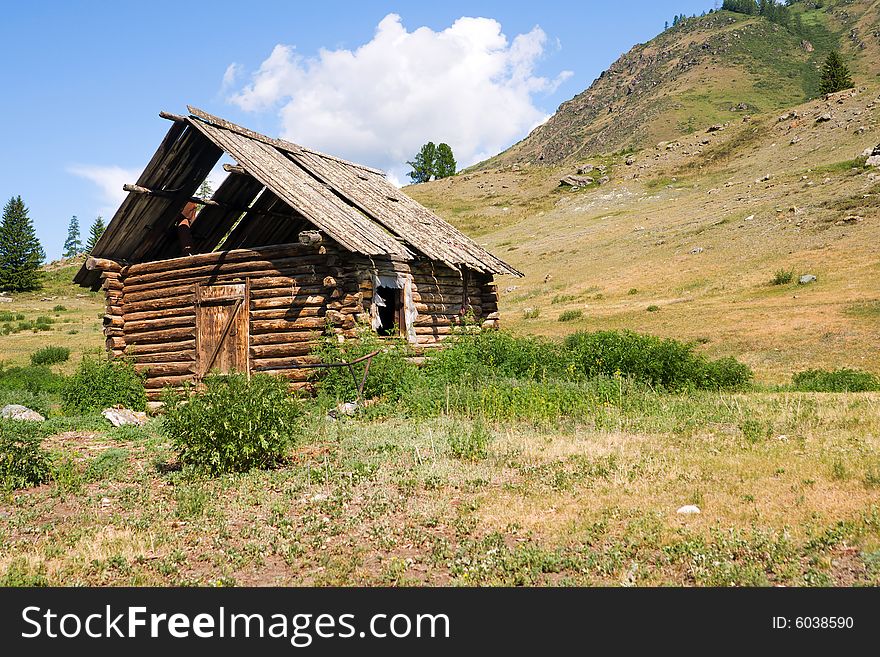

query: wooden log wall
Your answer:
[87,244,502,399]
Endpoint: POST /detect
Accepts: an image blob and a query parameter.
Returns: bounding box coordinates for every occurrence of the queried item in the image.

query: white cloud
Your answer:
[227,14,571,180]
[68,164,140,219]
[221,62,243,91]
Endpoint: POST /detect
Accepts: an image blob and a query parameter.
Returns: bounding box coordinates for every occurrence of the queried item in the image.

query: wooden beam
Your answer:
[222,163,247,175]
[159,111,186,123]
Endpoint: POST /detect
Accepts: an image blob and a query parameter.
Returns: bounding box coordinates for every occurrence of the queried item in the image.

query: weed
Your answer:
[771,269,794,285]
[84,448,129,481]
[558,309,584,322]
[448,421,491,461]
[61,356,146,414]
[792,369,880,392]
[30,346,70,366]
[522,307,541,319]
[0,419,52,489]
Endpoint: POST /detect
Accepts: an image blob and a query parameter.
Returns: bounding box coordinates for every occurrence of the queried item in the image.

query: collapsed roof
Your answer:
[75,106,521,289]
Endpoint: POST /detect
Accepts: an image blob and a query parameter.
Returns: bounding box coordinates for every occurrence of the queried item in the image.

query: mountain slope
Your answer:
[482,1,879,168]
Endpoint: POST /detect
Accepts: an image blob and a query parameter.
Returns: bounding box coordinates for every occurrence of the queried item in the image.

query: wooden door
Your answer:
[196,282,248,378]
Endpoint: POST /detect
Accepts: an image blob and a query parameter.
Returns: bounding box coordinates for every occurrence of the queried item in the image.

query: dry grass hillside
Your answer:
[408,85,880,383]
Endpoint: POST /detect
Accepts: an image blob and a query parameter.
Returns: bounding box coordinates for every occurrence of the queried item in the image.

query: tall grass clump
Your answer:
[30,346,70,366]
[792,368,880,392]
[0,419,52,489]
[771,269,794,285]
[61,356,146,414]
[163,373,301,475]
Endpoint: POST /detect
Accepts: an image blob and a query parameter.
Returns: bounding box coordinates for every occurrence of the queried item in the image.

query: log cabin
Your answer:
[74,106,521,399]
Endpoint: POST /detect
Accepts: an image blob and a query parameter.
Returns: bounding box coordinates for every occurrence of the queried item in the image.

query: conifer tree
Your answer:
[0,196,45,292]
[819,50,854,95]
[85,215,106,254]
[406,142,438,183]
[435,143,457,179]
[63,215,83,258]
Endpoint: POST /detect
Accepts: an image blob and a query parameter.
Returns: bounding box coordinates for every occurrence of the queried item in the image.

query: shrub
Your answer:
[628,288,639,295]
[61,357,146,414]
[646,305,660,312]
[30,346,70,366]
[0,419,52,489]
[52,305,66,312]
[771,269,794,285]
[564,330,752,390]
[558,309,583,322]
[792,368,880,392]
[448,421,491,461]
[163,373,301,475]
[0,364,65,395]
[426,330,567,385]
[522,307,540,319]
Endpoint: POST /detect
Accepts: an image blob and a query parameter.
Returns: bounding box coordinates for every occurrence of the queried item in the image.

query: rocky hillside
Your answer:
[482,0,880,168]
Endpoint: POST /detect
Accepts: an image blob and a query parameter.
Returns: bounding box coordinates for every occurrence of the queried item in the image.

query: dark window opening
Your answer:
[375,286,402,337]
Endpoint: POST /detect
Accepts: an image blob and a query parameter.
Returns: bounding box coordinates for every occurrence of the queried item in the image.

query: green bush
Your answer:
[564,330,752,390]
[792,368,880,392]
[52,305,66,312]
[163,373,301,475]
[0,311,24,322]
[646,305,660,312]
[61,357,146,414]
[30,346,70,366]
[771,269,794,285]
[0,419,52,489]
[0,364,65,395]
[558,309,583,322]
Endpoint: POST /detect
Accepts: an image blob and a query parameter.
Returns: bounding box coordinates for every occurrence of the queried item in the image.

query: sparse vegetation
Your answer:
[558,309,583,322]
[771,269,794,285]
[0,419,52,489]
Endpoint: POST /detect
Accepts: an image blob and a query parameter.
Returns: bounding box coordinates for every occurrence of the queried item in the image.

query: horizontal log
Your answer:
[124,244,332,277]
[249,307,325,320]
[122,293,196,315]
[415,303,477,315]
[101,271,121,280]
[102,278,123,291]
[131,350,196,364]
[413,315,459,327]
[249,343,314,359]
[250,331,319,346]
[222,163,246,174]
[123,257,330,288]
[250,288,326,302]
[136,361,196,377]
[126,326,195,345]
[144,375,195,389]
[106,337,125,349]
[125,314,195,333]
[124,304,196,323]
[127,340,196,356]
[124,284,195,304]
[251,317,329,333]
[107,305,123,316]
[414,326,454,335]
[86,256,122,272]
[250,355,321,370]
[103,314,124,328]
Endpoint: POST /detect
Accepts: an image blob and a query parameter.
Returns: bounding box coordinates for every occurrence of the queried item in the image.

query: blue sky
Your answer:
[0,0,715,259]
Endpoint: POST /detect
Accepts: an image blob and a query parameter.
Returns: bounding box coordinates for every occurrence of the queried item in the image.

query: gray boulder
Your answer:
[102,407,148,427]
[1,404,45,421]
[798,274,817,285]
[560,174,593,187]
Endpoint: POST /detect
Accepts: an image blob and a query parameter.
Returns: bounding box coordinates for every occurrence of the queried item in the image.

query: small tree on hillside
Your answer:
[62,215,83,258]
[85,215,106,254]
[0,196,45,292]
[819,50,854,95]
[435,143,457,179]
[407,142,438,183]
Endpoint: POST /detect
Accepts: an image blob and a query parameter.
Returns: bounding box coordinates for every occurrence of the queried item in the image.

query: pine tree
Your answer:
[63,215,83,258]
[819,50,854,95]
[85,215,106,254]
[0,196,45,292]
[406,142,437,183]
[435,143,457,179]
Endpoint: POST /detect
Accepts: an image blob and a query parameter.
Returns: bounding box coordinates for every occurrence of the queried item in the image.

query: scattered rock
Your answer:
[866,155,880,167]
[327,401,358,420]
[677,505,701,515]
[706,124,724,133]
[503,285,519,294]
[597,176,610,185]
[101,497,112,508]
[759,173,771,182]
[798,274,817,285]
[577,164,594,174]
[744,214,755,221]
[778,111,799,122]
[689,247,704,255]
[544,273,553,283]
[855,126,867,135]
[625,157,635,166]
[816,113,833,123]
[559,174,593,187]
[309,493,329,503]
[102,407,148,427]
[0,297,11,303]
[1,404,44,421]
[790,136,801,145]
[835,215,863,225]
[775,434,789,441]
[801,40,814,52]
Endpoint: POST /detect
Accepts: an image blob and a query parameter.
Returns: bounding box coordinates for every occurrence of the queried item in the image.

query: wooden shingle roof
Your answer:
[75,107,521,288]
